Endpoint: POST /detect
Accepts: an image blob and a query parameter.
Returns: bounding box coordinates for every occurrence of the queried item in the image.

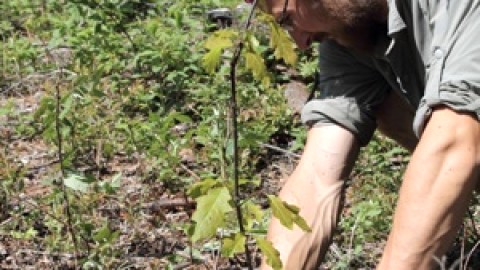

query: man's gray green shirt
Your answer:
[301,0,480,146]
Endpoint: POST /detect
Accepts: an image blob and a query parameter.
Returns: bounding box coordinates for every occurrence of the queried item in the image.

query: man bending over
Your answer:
[258,0,480,269]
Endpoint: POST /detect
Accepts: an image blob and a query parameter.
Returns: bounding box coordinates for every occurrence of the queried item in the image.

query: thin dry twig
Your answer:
[27,159,60,171]
[15,249,75,258]
[464,240,480,270]
[432,256,447,270]
[347,215,361,265]
[259,142,301,159]
[172,262,193,270]
[142,199,196,210]
[179,163,202,181]
[328,242,344,261]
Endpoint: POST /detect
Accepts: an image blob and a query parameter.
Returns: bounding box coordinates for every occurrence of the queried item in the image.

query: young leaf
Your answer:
[202,29,238,73]
[271,24,297,66]
[242,200,264,230]
[184,223,196,238]
[204,29,237,50]
[93,224,119,244]
[59,94,74,120]
[268,195,311,232]
[110,173,122,188]
[202,47,222,74]
[191,187,233,242]
[221,232,246,257]
[63,174,89,193]
[187,178,219,199]
[247,33,260,52]
[256,237,282,270]
[260,14,297,66]
[204,35,233,51]
[245,52,268,83]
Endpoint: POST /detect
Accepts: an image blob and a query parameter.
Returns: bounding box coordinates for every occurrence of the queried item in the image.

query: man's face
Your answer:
[265,0,388,53]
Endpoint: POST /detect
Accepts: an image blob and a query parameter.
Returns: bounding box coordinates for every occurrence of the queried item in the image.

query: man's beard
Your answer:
[321,0,388,53]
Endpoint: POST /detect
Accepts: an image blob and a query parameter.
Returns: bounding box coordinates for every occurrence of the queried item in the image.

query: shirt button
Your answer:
[434,48,444,59]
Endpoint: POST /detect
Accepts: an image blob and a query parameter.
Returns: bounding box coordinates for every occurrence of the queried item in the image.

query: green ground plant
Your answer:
[1,0,479,269]
[1,0,307,268]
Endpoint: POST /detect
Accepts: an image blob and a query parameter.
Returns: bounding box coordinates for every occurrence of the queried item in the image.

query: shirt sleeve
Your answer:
[413,1,480,136]
[301,40,391,146]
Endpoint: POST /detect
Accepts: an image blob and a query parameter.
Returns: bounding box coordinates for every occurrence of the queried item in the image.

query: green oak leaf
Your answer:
[268,195,311,232]
[245,52,268,82]
[191,187,233,242]
[242,200,264,230]
[63,174,89,193]
[187,178,219,199]
[204,29,237,50]
[221,233,246,257]
[260,14,297,66]
[256,237,282,270]
[202,29,238,73]
[202,47,222,74]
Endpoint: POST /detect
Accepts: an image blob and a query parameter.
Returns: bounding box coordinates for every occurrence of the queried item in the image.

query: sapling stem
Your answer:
[229,1,259,269]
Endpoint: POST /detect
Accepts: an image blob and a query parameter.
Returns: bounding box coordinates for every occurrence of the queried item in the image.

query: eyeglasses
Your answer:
[276,0,294,32]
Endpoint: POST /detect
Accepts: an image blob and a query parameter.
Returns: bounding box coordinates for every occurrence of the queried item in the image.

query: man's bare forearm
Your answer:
[261,125,360,270]
[378,107,480,269]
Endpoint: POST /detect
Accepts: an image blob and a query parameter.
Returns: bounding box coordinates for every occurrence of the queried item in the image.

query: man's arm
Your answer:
[378,106,480,269]
[261,124,360,270]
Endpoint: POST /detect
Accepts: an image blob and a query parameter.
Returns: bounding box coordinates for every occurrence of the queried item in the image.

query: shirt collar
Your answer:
[372,0,406,58]
[388,0,407,35]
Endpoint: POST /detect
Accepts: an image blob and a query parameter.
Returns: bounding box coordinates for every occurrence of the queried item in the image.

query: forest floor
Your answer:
[3,1,480,268]
[0,86,293,269]
[3,86,480,270]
